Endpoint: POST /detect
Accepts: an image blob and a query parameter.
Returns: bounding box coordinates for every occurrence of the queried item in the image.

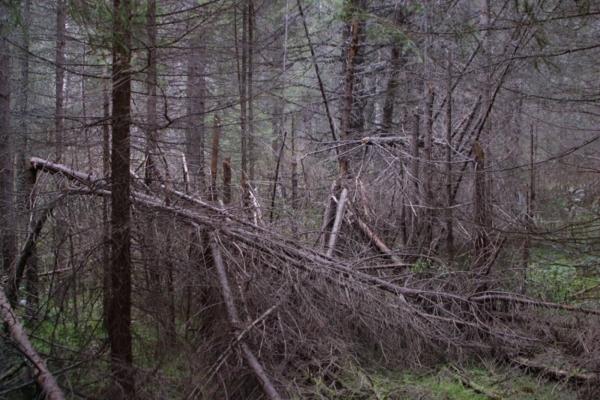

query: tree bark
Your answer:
[55,0,66,162]
[326,188,348,257]
[209,233,282,400]
[445,48,454,261]
[210,115,220,203]
[109,0,134,396]
[186,33,206,190]
[238,3,248,178]
[0,2,17,285]
[247,0,255,181]
[223,157,232,205]
[0,287,66,400]
[144,0,159,190]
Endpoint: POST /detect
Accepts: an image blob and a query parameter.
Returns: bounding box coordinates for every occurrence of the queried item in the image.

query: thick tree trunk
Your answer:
[52,0,68,308]
[109,0,134,396]
[0,3,17,287]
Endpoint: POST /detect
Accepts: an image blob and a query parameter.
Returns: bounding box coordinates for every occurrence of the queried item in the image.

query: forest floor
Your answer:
[315,362,586,399]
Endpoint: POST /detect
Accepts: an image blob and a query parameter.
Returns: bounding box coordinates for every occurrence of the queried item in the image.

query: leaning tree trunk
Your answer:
[0,287,66,399]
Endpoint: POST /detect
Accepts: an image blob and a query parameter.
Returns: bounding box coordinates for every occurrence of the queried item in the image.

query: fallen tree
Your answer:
[26,157,600,397]
[0,287,65,400]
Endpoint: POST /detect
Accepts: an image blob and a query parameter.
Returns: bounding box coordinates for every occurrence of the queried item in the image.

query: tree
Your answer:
[108,0,134,395]
[0,0,17,300]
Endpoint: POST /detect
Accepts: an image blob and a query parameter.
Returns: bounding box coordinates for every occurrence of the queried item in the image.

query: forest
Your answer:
[2,0,600,398]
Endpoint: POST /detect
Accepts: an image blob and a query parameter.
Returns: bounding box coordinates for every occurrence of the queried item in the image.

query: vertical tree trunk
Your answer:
[445,48,454,261]
[55,0,66,162]
[53,0,68,299]
[238,4,248,178]
[145,0,158,189]
[24,166,38,314]
[210,115,220,203]
[109,0,134,396]
[247,0,255,182]
[382,47,400,134]
[0,3,17,289]
[340,14,360,178]
[223,157,232,205]
[423,84,434,246]
[15,0,30,196]
[521,124,536,294]
[474,0,492,268]
[186,34,206,190]
[291,116,298,210]
[409,108,420,248]
[16,0,36,311]
[473,140,487,269]
[102,66,111,330]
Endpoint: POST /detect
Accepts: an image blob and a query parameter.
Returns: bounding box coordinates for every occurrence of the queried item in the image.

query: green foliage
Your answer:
[527,251,600,304]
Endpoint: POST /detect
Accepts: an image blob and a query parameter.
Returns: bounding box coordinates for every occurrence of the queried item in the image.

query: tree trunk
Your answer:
[186,34,206,190]
[102,65,111,330]
[423,84,434,246]
[109,0,134,396]
[55,0,66,162]
[445,48,454,261]
[210,115,220,203]
[473,140,488,269]
[238,3,248,179]
[248,0,255,181]
[0,287,66,400]
[0,2,17,291]
[409,109,420,248]
[223,157,232,205]
[53,0,68,306]
[145,0,159,190]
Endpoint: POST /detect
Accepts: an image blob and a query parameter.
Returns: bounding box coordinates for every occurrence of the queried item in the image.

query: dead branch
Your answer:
[209,233,282,400]
[29,157,101,187]
[512,357,597,384]
[469,292,600,316]
[345,201,403,264]
[326,188,348,257]
[5,196,62,306]
[360,136,447,148]
[0,287,65,400]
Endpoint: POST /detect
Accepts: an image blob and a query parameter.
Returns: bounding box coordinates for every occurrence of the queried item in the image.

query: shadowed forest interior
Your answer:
[2,0,600,399]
